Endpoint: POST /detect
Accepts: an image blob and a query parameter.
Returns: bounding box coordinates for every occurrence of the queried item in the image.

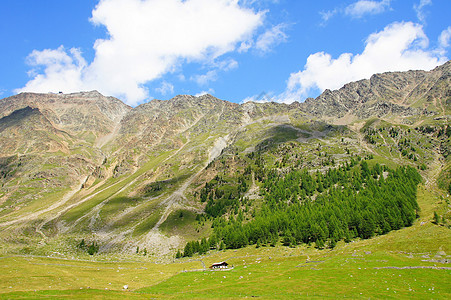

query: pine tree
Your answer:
[256,239,261,248]
[433,211,440,224]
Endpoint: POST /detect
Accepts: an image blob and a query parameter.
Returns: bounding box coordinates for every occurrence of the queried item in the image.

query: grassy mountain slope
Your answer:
[0,62,449,264]
[0,181,449,298]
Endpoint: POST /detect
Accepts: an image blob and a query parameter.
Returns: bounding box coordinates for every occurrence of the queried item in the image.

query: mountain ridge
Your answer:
[301,61,450,121]
[0,61,449,258]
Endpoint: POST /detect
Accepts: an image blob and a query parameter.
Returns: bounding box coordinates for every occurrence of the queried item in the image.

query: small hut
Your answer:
[209,261,228,269]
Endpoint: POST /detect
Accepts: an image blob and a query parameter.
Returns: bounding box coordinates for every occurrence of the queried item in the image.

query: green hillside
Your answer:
[0,62,450,298]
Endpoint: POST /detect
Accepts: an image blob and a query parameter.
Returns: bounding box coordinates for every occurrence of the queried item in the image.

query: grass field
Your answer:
[1,183,450,299]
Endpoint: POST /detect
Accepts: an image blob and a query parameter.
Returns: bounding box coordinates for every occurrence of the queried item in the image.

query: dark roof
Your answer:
[210,261,228,267]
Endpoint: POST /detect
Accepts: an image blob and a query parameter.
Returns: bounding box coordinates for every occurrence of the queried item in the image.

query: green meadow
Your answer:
[1,184,449,299]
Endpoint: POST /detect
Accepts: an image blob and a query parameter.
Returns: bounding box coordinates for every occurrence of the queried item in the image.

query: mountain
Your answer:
[301,61,450,122]
[0,61,449,258]
[0,90,131,138]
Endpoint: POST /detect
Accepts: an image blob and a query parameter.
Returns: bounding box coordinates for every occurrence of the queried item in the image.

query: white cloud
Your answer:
[345,0,391,18]
[191,70,218,86]
[20,46,87,93]
[240,0,279,7]
[155,81,174,96]
[413,0,432,23]
[437,26,451,56]
[255,23,288,54]
[236,23,288,54]
[195,88,215,97]
[283,22,448,103]
[321,0,390,24]
[177,74,186,81]
[216,58,239,71]
[439,26,451,48]
[238,41,253,53]
[190,58,238,86]
[17,0,264,105]
[320,9,338,24]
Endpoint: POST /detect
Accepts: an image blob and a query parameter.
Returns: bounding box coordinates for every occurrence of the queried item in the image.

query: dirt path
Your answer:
[349,122,376,155]
[135,105,263,252]
[104,114,206,226]
[35,169,139,234]
[243,172,259,200]
[149,131,232,232]
[378,132,388,148]
[138,131,232,255]
[425,151,443,189]
[73,114,207,253]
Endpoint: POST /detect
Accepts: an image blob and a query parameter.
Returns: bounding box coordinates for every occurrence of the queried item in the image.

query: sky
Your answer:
[1,0,450,106]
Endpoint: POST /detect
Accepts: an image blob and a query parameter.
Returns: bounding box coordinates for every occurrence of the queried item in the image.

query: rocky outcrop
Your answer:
[0,91,131,136]
[300,61,450,119]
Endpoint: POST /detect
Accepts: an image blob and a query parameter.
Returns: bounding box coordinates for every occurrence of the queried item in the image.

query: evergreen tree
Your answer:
[433,211,440,224]
[185,160,421,254]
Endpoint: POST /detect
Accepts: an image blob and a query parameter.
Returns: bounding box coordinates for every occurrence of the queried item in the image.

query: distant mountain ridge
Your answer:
[0,91,131,138]
[2,60,448,142]
[301,61,450,120]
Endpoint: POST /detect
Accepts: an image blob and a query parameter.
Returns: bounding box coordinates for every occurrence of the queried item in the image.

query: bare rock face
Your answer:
[300,61,450,120]
[0,91,131,136]
[0,106,69,155]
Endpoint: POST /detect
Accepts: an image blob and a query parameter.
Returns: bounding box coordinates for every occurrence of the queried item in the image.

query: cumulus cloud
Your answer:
[413,0,432,23]
[238,41,253,53]
[283,22,448,103]
[20,46,87,93]
[437,26,451,56]
[345,0,391,18]
[17,0,264,105]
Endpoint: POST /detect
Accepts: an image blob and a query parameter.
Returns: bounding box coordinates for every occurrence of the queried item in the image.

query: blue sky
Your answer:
[1,0,450,106]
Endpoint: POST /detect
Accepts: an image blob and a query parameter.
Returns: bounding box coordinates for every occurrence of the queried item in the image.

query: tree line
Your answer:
[181,159,421,257]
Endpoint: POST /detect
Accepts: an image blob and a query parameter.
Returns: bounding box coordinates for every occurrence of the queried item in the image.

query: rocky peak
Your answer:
[300,60,450,120]
[0,91,131,135]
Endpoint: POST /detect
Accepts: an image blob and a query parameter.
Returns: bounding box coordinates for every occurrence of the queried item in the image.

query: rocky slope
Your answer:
[0,91,131,138]
[0,61,449,258]
[301,61,450,122]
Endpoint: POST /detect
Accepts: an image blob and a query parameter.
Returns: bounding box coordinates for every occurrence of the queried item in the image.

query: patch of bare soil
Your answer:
[243,172,260,200]
[348,122,376,155]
